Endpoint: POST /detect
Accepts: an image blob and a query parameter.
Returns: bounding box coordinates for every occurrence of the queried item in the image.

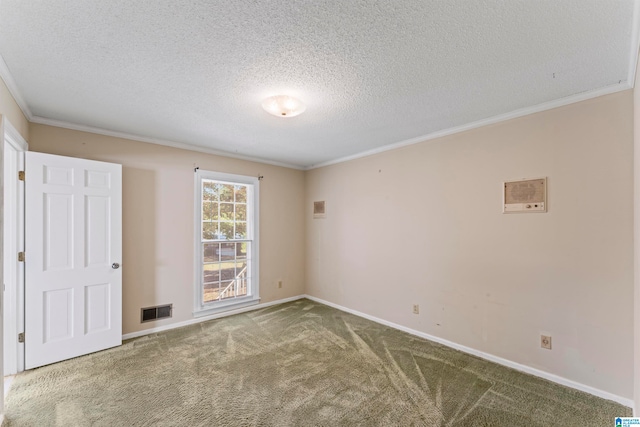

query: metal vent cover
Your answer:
[141,304,173,323]
[313,201,325,218]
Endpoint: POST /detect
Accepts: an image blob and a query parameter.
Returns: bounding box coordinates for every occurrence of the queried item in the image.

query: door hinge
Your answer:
[18,171,25,181]
[18,333,24,343]
[18,252,25,262]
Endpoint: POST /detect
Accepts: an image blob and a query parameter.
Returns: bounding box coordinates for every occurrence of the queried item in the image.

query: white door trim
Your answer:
[2,117,27,376]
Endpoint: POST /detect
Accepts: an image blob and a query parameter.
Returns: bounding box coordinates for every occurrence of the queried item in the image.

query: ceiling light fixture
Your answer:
[261,95,306,118]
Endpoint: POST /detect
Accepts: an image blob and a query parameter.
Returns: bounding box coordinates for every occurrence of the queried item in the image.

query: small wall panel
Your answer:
[503,177,547,213]
[313,201,326,218]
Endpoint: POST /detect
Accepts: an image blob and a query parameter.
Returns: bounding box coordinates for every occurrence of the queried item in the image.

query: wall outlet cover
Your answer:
[541,335,552,350]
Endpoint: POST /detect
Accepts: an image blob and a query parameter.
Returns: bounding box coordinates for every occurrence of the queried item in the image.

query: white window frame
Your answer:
[193,170,260,317]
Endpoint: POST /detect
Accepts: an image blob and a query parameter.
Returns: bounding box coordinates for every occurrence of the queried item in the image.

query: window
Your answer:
[194,170,259,315]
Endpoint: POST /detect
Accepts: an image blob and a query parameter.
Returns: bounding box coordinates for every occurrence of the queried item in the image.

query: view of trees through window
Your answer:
[201,180,251,303]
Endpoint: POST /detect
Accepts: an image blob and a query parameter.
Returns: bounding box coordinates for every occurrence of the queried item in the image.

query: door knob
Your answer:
[112,263,120,269]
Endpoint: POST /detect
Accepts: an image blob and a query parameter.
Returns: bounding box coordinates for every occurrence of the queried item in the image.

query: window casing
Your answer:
[194,170,259,316]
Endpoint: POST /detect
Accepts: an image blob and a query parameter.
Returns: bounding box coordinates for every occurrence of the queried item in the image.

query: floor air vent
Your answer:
[141,304,173,323]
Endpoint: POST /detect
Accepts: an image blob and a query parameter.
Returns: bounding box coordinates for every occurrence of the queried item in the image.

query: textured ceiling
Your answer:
[0,1,636,168]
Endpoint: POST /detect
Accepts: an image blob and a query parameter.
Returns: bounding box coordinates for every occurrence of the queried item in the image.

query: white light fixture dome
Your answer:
[262,95,306,118]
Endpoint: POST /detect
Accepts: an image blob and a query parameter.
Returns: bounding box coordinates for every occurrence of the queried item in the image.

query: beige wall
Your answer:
[0,77,28,141]
[28,124,305,335]
[305,90,634,399]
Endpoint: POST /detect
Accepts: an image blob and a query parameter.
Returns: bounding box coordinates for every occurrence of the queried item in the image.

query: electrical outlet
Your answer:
[541,335,552,350]
[412,304,419,314]
[278,280,282,289]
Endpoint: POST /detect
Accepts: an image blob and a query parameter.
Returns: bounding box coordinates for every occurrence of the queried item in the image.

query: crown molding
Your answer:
[0,53,33,120]
[305,82,631,170]
[30,116,305,170]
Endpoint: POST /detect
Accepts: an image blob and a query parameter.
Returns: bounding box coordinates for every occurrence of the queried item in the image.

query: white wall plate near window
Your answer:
[503,177,547,213]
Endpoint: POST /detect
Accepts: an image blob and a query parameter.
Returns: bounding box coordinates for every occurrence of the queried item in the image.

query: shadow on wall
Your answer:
[122,167,156,332]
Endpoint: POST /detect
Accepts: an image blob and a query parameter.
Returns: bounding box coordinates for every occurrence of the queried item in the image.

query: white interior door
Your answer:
[25,151,122,369]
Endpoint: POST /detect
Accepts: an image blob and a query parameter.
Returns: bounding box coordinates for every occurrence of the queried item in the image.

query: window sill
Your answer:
[193,296,260,318]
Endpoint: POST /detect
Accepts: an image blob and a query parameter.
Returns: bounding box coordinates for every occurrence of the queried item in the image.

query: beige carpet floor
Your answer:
[3,299,632,426]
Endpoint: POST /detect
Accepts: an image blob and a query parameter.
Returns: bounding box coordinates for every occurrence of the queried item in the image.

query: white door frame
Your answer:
[2,117,27,375]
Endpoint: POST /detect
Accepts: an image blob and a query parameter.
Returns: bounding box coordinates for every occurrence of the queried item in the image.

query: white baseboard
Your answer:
[303,294,634,410]
[122,295,305,340]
